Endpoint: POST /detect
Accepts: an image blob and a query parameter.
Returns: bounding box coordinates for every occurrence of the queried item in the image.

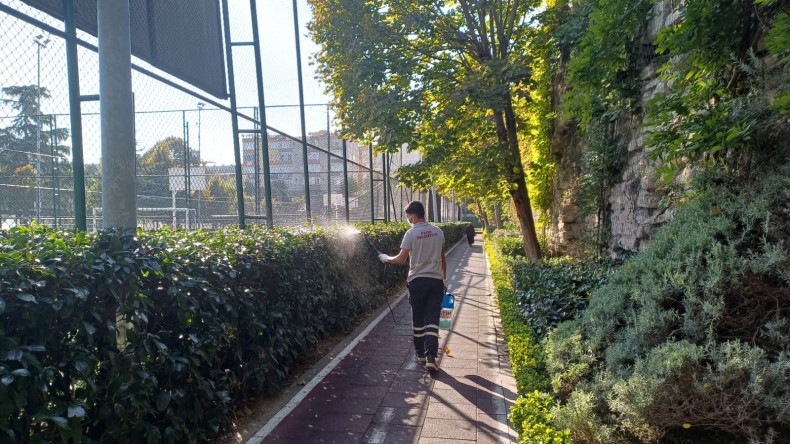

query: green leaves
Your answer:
[309,0,543,215]
[545,165,790,441]
[511,257,613,339]
[0,222,469,442]
[644,0,790,177]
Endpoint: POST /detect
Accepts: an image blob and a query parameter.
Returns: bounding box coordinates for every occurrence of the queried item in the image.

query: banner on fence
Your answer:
[21,0,228,99]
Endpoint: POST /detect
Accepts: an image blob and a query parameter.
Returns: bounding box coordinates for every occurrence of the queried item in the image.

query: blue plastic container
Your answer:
[439,291,455,330]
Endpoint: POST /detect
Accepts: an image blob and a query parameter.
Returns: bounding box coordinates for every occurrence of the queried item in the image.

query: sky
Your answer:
[0,0,336,166]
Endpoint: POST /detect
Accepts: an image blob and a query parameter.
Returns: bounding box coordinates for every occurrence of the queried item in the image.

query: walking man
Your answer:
[466,222,475,246]
[379,201,446,371]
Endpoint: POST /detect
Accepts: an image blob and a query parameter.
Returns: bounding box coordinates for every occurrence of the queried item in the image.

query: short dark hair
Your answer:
[404,201,425,218]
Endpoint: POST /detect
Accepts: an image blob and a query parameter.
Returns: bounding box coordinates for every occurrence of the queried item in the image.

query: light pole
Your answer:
[197,102,204,226]
[34,34,49,224]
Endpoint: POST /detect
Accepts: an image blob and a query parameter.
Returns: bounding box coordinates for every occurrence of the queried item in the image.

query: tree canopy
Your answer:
[0,85,71,222]
[309,0,543,260]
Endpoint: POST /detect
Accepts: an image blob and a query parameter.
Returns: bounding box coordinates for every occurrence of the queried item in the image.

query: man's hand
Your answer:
[378,253,389,263]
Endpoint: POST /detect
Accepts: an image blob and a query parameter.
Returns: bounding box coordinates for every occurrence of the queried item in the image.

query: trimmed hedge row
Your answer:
[0,222,466,443]
[485,232,613,443]
[483,233,548,395]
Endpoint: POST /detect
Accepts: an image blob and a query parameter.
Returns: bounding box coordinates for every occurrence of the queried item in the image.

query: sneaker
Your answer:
[425,355,438,372]
[416,353,427,364]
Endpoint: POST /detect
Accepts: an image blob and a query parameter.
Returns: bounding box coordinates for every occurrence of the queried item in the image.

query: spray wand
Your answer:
[362,231,401,325]
[362,231,382,254]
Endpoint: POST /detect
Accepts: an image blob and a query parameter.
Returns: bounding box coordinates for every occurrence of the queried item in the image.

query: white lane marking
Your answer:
[247,239,467,443]
[367,427,387,444]
[403,360,420,370]
[380,407,395,423]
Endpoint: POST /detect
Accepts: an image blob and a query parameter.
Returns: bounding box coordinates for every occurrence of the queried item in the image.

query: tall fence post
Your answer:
[63,0,86,230]
[326,105,331,220]
[342,139,350,223]
[98,0,136,229]
[369,143,374,223]
[292,0,311,222]
[220,0,246,228]
[249,0,274,228]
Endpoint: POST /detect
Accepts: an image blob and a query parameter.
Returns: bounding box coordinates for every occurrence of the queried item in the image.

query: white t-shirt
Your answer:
[400,221,444,282]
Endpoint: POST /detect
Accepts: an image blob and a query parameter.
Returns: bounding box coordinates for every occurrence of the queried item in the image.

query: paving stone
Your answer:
[304,430,365,443]
[364,424,421,444]
[371,406,424,426]
[425,401,477,421]
[429,387,477,405]
[380,392,430,409]
[421,418,477,440]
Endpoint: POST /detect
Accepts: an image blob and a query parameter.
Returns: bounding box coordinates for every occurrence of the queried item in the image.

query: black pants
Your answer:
[467,233,474,245]
[407,277,443,358]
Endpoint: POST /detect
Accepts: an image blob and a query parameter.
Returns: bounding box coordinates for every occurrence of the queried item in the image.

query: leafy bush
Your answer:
[509,391,570,444]
[489,230,527,258]
[545,166,790,443]
[0,222,467,443]
[512,258,613,338]
[484,233,557,443]
[484,233,549,394]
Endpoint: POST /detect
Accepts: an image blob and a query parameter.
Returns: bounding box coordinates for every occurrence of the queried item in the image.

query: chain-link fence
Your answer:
[0,0,462,232]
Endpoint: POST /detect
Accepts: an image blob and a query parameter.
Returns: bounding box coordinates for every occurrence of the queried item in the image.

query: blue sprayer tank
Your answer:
[439,290,455,330]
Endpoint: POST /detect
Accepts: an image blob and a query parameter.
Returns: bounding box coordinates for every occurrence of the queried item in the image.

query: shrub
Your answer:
[551,389,618,444]
[484,233,557,443]
[488,229,527,258]
[484,233,549,394]
[0,222,467,443]
[546,165,790,442]
[509,391,570,444]
[542,320,596,400]
[512,258,613,338]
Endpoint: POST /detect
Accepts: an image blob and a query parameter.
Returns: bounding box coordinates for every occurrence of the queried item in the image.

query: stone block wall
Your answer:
[546,0,684,259]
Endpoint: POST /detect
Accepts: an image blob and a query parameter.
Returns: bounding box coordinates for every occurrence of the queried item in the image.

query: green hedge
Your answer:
[0,222,466,443]
[486,232,616,443]
[483,233,561,443]
[512,258,613,339]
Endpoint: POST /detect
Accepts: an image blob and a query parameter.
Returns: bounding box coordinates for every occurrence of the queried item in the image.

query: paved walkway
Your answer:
[250,234,518,443]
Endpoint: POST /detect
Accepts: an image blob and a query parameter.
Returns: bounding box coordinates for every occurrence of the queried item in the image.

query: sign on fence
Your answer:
[168,167,207,192]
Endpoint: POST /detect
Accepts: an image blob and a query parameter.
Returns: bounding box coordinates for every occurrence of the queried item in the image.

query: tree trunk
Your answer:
[494,204,503,229]
[493,93,542,262]
[476,200,489,229]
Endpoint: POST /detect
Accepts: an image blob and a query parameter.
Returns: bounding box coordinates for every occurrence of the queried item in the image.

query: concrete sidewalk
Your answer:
[250,233,518,444]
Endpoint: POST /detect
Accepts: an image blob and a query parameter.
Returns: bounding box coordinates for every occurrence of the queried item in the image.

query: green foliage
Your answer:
[485,232,558,443]
[520,11,560,217]
[764,7,790,114]
[551,389,618,444]
[309,0,546,260]
[490,230,527,259]
[545,165,790,442]
[513,257,613,339]
[562,0,653,129]
[509,391,571,444]
[484,232,549,395]
[0,222,467,442]
[543,320,596,400]
[575,117,627,255]
[646,0,790,180]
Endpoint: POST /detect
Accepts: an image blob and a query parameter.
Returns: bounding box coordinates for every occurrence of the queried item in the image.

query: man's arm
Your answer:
[381,248,410,265]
